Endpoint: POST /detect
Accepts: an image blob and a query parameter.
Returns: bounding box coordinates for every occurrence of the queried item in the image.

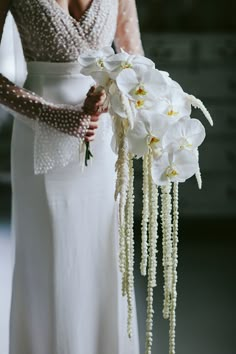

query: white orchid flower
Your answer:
[126,110,169,158]
[107,82,136,130]
[160,71,183,91]
[78,46,115,74]
[162,117,206,153]
[90,71,113,89]
[109,88,126,117]
[155,88,192,124]
[151,150,198,185]
[116,67,167,111]
[105,49,155,77]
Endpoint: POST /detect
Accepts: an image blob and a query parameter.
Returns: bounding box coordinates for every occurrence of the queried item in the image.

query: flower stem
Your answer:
[85,141,93,166]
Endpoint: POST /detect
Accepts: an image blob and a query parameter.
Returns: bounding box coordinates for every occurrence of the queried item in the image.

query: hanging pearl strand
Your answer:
[161,182,173,320]
[169,182,179,354]
[145,262,154,354]
[187,94,213,126]
[120,91,135,129]
[122,199,129,297]
[140,153,150,276]
[116,95,135,303]
[114,120,129,291]
[125,153,135,338]
[148,152,159,288]
[115,91,134,286]
[144,151,159,354]
[194,148,202,190]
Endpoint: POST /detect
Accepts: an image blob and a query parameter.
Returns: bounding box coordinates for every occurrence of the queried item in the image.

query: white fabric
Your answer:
[23,61,95,174]
[9,61,140,354]
[0,12,26,128]
[0,12,26,85]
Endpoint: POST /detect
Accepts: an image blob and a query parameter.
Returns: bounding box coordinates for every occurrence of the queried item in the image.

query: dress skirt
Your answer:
[9,61,140,354]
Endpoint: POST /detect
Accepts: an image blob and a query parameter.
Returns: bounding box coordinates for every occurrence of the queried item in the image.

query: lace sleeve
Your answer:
[0,73,92,174]
[0,5,91,174]
[114,0,144,56]
[0,73,91,139]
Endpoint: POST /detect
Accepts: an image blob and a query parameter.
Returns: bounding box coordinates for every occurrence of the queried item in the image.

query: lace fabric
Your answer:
[10,0,118,62]
[114,0,145,55]
[0,0,144,174]
[0,72,91,136]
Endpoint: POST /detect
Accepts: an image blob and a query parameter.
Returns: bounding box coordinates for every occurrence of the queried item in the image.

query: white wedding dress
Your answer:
[0,0,145,353]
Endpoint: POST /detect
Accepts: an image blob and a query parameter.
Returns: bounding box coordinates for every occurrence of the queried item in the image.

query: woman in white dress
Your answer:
[0,1,144,353]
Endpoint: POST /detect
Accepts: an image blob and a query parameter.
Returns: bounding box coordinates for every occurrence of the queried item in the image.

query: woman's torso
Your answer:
[10,0,119,62]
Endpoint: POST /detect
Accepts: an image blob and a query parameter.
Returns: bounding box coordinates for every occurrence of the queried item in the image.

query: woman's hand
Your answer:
[83,86,107,142]
[84,114,99,142]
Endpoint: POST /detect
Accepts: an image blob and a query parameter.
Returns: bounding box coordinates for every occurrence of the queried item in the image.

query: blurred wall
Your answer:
[137,0,236,32]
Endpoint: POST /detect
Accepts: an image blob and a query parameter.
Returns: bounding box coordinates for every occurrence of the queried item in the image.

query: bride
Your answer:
[0,0,144,353]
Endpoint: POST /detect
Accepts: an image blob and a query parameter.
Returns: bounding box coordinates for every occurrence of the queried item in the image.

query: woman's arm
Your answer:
[0,2,103,141]
[114,0,144,56]
[0,72,91,139]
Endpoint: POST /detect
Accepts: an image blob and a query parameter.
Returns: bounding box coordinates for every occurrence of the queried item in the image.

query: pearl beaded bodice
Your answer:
[0,0,144,173]
[10,0,119,62]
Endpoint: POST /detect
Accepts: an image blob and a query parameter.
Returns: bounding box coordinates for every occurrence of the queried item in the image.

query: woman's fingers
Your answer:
[90,114,99,122]
[86,85,96,96]
[86,129,96,136]
[89,121,98,129]
[87,86,105,98]
[83,87,107,115]
[87,94,105,107]
[83,116,100,141]
[86,86,105,101]
[84,135,95,142]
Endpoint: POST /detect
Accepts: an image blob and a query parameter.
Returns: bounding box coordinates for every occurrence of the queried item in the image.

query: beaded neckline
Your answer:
[10,0,118,62]
[51,0,96,25]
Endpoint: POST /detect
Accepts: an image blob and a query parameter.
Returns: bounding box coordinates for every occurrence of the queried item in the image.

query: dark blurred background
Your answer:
[0,1,235,353]
[133,1,236,353]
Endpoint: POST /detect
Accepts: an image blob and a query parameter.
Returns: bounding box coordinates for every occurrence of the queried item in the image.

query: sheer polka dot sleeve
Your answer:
[0,73,92,174]
[0,73,91,140]
[114,0,144,55]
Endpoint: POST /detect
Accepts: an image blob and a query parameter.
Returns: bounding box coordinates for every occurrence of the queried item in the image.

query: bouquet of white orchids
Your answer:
[79,46,213,354]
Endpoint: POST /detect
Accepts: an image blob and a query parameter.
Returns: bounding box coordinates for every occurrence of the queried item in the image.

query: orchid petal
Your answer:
[151,152,170,185]
[162,118,206,152]
[126,120,150,158]
[116,68,139,96]
[91,71,112,88]
[174,150,198,180]
[110,93,127,118]
[182,118,206,148]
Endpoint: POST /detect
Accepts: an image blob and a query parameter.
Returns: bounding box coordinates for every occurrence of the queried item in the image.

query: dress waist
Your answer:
[24,61,95,107]
[26,61,84,77]
[16,59,95,139]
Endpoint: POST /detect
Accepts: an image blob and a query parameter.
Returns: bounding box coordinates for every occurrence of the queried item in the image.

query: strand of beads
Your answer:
[187,94,213,126]
[114,120,129,298]
[145,262,154,354]
[125,153,135,338]
[120,91,135,129]
[161,182,173,320]
[194,149,202,189]
[148,152,159,288]
[144,151,159,354]
[169,182,179,354]
[140,153,150,276]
